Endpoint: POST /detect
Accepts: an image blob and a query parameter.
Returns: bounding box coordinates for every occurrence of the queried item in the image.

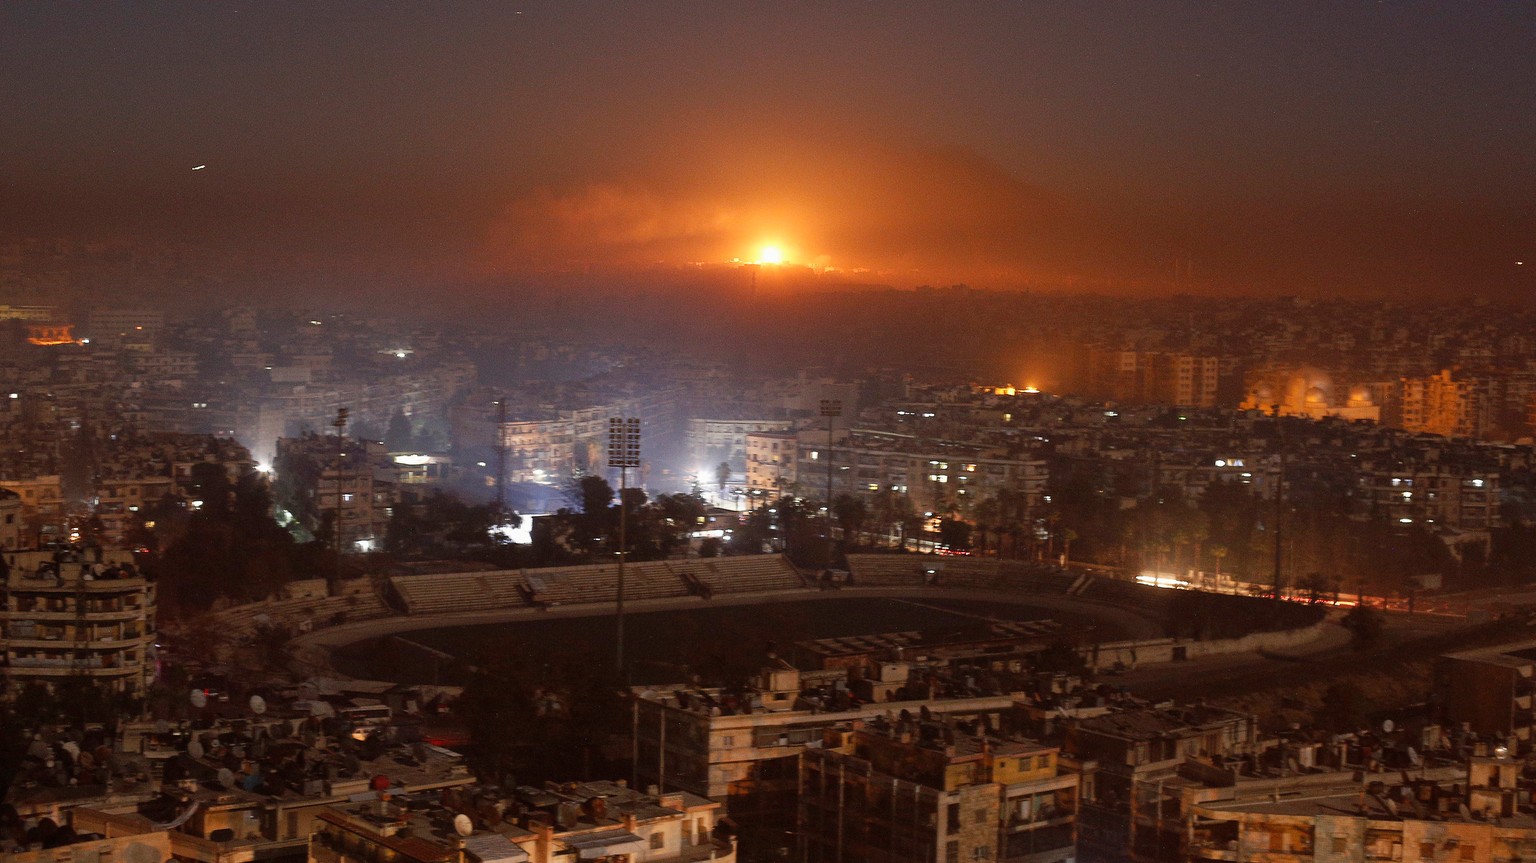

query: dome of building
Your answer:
[1285,367,1333,412]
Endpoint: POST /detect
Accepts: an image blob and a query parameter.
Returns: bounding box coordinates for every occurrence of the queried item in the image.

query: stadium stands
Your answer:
[685,555,802,594]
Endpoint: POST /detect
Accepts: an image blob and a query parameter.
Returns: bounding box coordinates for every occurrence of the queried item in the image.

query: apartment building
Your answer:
[312,780,734,863]
[1433,640,1536,749]
[1,552,156,698]
[800,722,1079,863]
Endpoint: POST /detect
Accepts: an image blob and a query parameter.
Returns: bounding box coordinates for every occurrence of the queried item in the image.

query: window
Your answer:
[946,841,959,863]
[1269,832,1286,852]
[1421,842,1436,860]
[1333,836,1348,854]
[974,808,989,825]
[947,803,961,833]
[650,833,665,850]
[1460,845,1476,861]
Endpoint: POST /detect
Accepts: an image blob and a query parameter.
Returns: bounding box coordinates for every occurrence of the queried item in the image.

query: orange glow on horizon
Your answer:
[756,244,785,265]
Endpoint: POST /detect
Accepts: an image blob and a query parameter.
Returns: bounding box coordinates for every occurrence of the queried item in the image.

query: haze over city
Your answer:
[4,2,1534,301]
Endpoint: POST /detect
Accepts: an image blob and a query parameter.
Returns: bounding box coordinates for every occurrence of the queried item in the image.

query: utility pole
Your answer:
[608,417,641,677]
[331,407,348,589]
[820,398,842,569]
[493,398,508,521]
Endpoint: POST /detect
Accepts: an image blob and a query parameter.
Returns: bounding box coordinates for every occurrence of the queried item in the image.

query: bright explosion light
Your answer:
[756,245,784,265]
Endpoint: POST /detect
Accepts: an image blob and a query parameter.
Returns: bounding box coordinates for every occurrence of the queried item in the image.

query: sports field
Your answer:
[331,594,1124,685]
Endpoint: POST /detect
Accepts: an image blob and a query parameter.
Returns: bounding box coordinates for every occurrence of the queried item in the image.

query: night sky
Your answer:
[3,2,1533,298]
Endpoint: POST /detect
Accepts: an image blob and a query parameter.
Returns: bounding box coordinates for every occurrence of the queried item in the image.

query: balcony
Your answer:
[6,661,143,678]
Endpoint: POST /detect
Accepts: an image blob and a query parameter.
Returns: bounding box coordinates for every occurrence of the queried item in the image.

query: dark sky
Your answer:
[2,2,1533,298]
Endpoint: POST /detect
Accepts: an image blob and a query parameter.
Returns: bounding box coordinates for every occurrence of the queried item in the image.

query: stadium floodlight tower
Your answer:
[608,417,641,676]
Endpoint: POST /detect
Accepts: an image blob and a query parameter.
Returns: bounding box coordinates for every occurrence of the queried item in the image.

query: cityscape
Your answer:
[3,5,1536,863]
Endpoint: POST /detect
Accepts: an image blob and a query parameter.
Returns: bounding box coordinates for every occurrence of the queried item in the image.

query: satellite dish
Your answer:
[154,719,170,734]
[217,767,236,789]
[454,814,474,837]
[187,739,204,759]
[1382,719,1394,733]
[250,695,267,714]
[190,689,208,709]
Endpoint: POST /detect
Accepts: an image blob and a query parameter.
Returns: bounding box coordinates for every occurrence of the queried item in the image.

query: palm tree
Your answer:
[1209,544,1229,579]
[1059,527,1079,568]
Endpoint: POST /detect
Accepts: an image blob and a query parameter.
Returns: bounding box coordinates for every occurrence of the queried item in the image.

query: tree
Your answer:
[1341,604,1384,651]
[831,495,868,548]
[1059,527,1079,567]
[384,408,413,452]
[937,518,972,551]
[1298,572,1328,604]
[576,475,615,518]
[1209,545,1229,580]
[869,488,912,548]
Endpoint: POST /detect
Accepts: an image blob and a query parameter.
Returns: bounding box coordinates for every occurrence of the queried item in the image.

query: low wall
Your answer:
[1081,617,1330,670]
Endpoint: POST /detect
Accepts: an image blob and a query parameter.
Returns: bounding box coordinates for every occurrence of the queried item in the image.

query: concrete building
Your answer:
[686,418,789,476]
[1065,706,1260,863]
[1,550,156,699]
[799,722,1079,863]
[1356,468,1499,531]
[312,780,734,863]
[84,307,167,343]
[1400,370,1488,439]
[0,487,21,551]
[1184,759,1536,863]
[632,667,1022,852]
[745,431,800,501]
[798,431,1049,518]
[276,436,399,553]
[1433,640,1536,749]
